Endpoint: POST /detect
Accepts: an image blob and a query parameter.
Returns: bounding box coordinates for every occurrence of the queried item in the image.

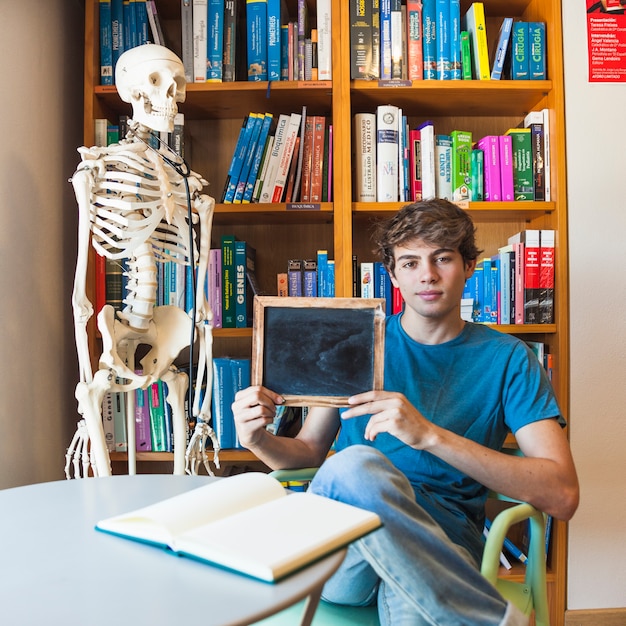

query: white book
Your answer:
[418,120,436,200]
[95,472,381,583]
[316,0,332,80]
[376,105,400,202]
[259,114,291,203]
[435,134,452,200]
[353,113,377,202]
[192,0,209,82]
[181,0,194,82]
[360,262,375,298]
[270,112,303,203]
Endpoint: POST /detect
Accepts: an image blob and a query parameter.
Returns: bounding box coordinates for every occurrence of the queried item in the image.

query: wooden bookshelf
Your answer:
[82,1,569,622]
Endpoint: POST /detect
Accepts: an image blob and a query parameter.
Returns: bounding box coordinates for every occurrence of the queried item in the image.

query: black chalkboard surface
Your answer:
[252,296,386,407]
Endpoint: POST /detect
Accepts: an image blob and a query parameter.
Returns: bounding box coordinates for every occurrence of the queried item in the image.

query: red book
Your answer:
[539,229,555,324]
[392,285,404,314]
[300,116,314,201]
[509,230,540,324]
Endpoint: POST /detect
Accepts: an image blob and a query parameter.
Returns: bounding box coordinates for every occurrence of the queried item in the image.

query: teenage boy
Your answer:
[232,199,578,625]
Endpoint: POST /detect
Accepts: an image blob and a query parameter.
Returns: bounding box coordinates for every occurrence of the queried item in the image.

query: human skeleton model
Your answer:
[66,44,219,478]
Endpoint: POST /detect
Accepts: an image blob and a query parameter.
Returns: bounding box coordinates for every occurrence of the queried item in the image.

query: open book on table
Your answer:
[95,472,382,583]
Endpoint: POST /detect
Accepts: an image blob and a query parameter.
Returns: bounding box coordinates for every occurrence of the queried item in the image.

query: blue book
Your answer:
[528,22,546,80]
[243,113,274,203]
[111,0,125,74]
[436,0,450,79]
[422,0,437,79]
[229,358,251,448]
[491,17,513,80]
[481,257,493,323]
[207,0,224,81]
[326,260,335,297]
[211,358,235,448]
[223,114,258,203]
[303,260,318,297]
[379,0,392,80]
[280,24,289,79]
[374,262,393,315]
[124,0,138,50]
[489,255,500,324]
[99,0,114,85]
[316,250,328,297]
[246,0,268,80]
[135,0,149,45]
[449,0,461,80]
[287,259,303,296]
[511,21,530,80]
[234,114,264,203]
[267,0,282,81]
[471,261,484,322]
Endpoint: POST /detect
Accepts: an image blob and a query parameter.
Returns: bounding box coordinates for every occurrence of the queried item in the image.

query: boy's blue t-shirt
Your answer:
[336,314,561,562]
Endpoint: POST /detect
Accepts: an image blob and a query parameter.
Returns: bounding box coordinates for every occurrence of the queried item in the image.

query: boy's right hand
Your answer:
[232,386,285,449]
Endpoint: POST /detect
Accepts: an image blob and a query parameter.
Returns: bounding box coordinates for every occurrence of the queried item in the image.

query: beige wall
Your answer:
[0,1,84,488]
[562,3,626,612]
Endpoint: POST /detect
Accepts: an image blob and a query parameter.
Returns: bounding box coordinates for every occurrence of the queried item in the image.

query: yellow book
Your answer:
[463,2,490,80]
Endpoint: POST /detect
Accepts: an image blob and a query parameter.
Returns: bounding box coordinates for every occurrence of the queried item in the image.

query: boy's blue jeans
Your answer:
[309,445,528,626]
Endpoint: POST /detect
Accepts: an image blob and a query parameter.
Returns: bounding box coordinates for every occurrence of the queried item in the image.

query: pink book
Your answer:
[498,135,514,201]
[409,128,422,200]
[476,135,501,201]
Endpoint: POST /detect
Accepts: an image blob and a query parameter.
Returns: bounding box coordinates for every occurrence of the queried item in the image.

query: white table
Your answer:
[0,474,345,625]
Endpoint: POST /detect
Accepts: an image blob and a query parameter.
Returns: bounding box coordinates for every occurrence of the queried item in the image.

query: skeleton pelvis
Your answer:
[98,304,192,385]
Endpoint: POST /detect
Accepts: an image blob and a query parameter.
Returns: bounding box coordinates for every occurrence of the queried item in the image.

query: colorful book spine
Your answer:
[498,134,515,201]
[271,112,303,202]
[460,30,472,79]
[233,113,264,203]
[134,383,152,452]
[222,114,257,203]
[267,0,282,81]
[111,0,125,76]
[360,262,374,298]
[148,380,167,452]
[476,135,501,201]
[297,0,309,80]
[207,0,224,81]
[259,113,290,203]
[287,259,303,296]
[99,0,114,85]
[211,358,235,448]
[242,112,274,203]
[303,259,318,297]
[246,0,268,80]
[349,0,374,79]
[422,0,437,80]
[234,240,255,327]
[504,128,534,201]
[375,262,393,314]
[449,0,461,80]
[408,128,422,201]
[529,22,546,80]
[310,116,326,202]
[354,113,377,202]
[450,130,472,201]
[491,17,513,80]
[435,0,450,80]
[471,148,483,200]
[511,21,530,80]
[221,234,236,328]
[406,0,424,81]
[376,105,400,201]
[463,2,490,80]
[523,110,546,201]
[390,0,403,79]
[539,229,555,324]
[435,134,452,200]
[379,0,392,80]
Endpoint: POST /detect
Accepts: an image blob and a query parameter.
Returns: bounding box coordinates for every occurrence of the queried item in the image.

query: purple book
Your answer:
[498,135,514,201]
[476,135,501,201]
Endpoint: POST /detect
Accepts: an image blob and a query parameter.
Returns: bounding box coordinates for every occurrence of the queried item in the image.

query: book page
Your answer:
[176,492,381,582]
[96,473,285,545]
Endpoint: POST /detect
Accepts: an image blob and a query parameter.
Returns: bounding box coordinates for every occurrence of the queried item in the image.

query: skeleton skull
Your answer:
[115,44,186,133]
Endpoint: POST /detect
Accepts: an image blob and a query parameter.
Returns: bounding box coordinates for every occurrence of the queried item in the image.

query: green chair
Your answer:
[254,468,550,626]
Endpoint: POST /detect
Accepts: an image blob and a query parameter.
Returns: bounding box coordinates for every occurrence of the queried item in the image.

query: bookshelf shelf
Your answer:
[83,0,569,621]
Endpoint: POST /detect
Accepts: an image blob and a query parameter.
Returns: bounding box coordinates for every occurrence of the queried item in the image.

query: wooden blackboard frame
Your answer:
[251,296,386,407]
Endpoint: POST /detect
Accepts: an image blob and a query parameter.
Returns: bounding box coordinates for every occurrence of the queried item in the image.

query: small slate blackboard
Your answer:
[252,296,386,407]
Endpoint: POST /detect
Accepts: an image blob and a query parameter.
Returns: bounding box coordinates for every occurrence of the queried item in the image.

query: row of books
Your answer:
[358,261,404,316]
[222,108,332,205]
[463,229,555,326]
[277,250,336,298]
[353,105,551,203]
[350,1,546,82]
[102,376,174,453]
[188,0,332,83]
[99,0,163,84]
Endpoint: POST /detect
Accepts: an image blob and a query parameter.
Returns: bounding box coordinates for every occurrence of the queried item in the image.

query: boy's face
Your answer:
[389,239,475,322]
